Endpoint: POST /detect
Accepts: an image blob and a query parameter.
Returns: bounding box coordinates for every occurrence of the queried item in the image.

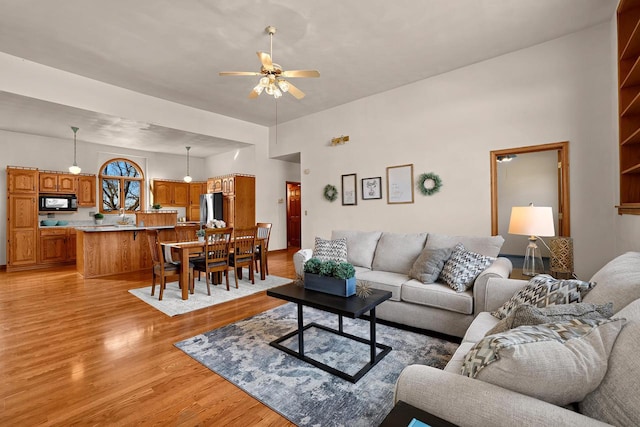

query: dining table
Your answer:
[162,237,267,300]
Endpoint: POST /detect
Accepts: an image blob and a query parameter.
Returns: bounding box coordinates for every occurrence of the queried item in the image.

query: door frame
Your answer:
[490,141,570,237]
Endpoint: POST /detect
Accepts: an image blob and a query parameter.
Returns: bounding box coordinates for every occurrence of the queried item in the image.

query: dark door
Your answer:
[286,182,301,248]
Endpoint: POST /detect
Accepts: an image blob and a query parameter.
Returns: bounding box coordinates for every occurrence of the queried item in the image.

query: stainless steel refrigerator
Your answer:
[199,193,223,225]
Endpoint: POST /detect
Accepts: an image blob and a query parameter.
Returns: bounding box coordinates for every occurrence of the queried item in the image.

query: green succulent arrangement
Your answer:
[304,257,355,280]
[94,212,104,219]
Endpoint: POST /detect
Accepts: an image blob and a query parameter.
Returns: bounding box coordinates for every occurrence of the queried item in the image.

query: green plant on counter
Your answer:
[196,229,206,237]
[94,213,104,219]
[303,257,355,279]
[152,203,162,210]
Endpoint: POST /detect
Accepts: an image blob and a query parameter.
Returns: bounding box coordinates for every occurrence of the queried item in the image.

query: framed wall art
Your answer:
[361,177,382,200]
[341,173,357,205]
[386,164,414,204]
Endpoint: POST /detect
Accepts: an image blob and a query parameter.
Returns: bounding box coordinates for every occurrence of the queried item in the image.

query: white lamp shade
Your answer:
[183,175,193,183]
[508,206,555,237]
[68,165,81,174]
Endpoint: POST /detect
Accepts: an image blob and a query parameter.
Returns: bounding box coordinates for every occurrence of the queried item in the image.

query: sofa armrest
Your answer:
[395,365,612,427]
[472,257,512,315]
[293,248,313,279]
[474,276,528,315]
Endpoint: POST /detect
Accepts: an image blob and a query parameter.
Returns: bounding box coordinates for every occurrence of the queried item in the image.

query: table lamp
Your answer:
[508,204,555,276]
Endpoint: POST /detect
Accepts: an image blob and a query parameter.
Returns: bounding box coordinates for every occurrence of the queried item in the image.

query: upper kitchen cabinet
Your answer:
[152,179,189,207]
[7,166,38,193]
[77,175,97,207]
[40,172,77,194]
[208,174,255,229]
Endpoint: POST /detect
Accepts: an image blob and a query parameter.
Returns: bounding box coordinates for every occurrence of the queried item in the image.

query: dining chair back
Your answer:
[254,222,272,276]
[175,224,199,242]
[146,229,192,301]
[230,226,257,286]
[192,227,233,293]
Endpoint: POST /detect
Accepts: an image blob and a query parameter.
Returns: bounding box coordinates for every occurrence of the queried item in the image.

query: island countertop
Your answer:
[75,225,175,232]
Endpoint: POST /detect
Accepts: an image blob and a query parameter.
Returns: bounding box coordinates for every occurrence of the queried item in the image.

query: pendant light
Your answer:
[68,126,81,174]
[183,146,192,183]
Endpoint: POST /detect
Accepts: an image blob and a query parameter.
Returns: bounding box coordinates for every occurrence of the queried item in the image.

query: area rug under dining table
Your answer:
[175,302,459,426]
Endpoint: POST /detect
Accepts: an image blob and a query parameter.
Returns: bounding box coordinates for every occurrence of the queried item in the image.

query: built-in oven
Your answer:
[39,194,78,212]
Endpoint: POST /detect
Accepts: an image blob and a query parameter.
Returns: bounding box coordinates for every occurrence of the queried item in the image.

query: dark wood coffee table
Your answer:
[266,283,392,383]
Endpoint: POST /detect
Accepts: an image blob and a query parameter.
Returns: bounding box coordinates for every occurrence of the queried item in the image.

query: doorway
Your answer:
[490,141,570,257]
[286,182,301,248]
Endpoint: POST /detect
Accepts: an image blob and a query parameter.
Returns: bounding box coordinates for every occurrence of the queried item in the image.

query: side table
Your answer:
[379,400,458,427]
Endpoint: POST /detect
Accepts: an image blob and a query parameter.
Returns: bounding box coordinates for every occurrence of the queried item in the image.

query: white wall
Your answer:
[0,129,208,264]
[497,150,559,257]
[269,22,617,279]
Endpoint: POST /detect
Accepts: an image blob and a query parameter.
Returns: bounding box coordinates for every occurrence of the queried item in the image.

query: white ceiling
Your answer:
[0,0,617,157]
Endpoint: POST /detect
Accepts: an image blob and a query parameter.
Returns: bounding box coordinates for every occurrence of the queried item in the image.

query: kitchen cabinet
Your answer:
[6,167,39,271]
[152,180,189,206]
[39,172,77,194]
[188,181,207,221]
[207,178,222,193]
[208,174,255,229]
[39,228,76,264]
[77,175,97,207]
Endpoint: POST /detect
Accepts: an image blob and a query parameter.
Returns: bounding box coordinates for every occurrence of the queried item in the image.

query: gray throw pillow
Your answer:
[439,243,495,292]
[408,247,453,284]
[486,302,614,336]
[312,237,348,263]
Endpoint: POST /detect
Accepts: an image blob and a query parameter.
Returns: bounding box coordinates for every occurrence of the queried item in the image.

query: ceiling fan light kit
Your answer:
[220,26,319,100]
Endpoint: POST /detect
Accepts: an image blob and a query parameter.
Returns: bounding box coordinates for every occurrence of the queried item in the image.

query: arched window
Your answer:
[99,158,145,213]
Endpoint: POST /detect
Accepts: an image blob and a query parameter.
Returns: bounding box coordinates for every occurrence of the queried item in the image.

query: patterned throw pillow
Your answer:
[408,247,453,284]
[486,302,614,336]
[439,243,495,292]
[461,318,625,406]
[313,237,348,263]
[492,274,596,320]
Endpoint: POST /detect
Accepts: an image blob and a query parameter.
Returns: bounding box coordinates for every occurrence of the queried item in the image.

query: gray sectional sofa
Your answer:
[293,230,512,338]
[395,251,640,426]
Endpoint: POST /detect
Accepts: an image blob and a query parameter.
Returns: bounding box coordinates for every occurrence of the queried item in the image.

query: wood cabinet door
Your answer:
[189,182,204,205]
[188,205,201,222]
[39,173,58,193]
[40,232,67,263]
[223,195,235,228]
[8,168,38,193]
[67,230,77,261]
[58,174,77,193]
[153,180,172,206]
[7,194,38,266]
[77,175,97,207]
[212,178,222,193]
[173,183,189,206]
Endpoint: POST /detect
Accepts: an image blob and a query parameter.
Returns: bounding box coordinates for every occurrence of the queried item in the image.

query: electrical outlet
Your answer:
[89,211,95,217]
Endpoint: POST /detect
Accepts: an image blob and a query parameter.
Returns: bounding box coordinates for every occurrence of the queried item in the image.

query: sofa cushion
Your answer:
[401,280,473,315]
[371,232,427,274]
[408,247,453,284]
[580,298,640,425]
[461,318,625,406]
[486,302,614,336]
[356,270,407,301]
[440,243,495,292]
[332,230,382,269]
[462,312,501,344]
[425,233,504,258]
[583,251,640,312]
[312,237,347,263]
[492,274,596,320]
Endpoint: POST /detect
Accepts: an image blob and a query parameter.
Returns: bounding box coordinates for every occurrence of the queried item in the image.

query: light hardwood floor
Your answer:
[0,249,299,426]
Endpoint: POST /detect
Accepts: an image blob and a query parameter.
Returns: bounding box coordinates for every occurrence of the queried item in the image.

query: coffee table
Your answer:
[266,283,392,383]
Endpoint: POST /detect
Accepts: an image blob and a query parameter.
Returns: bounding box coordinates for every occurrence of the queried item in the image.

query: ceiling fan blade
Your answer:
[281,70,320,78]
[219,71,261,76]
[285,81,305,99]
[248,89,259,99]
[257,51,273,71]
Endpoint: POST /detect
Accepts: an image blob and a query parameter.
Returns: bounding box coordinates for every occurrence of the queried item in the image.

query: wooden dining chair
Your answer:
[254,222,272,277]
[192,227,233,293]
[230,226,257,286]
[175,224,199,242]
[146,229,193,301]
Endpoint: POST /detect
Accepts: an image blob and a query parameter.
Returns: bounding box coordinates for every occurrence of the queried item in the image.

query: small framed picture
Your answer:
[341,173,357,205]
[387,164,414,204]
[361,177,382,200]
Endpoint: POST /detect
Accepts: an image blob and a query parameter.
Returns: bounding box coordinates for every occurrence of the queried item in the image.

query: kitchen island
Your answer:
[76,225,175,278]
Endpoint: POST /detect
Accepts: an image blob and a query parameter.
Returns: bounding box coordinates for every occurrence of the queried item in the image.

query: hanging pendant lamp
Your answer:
[68,126,81,174]
[183,146,192,183]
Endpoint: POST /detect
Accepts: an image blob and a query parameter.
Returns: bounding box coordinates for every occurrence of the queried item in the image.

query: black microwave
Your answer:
[39,194,78,212]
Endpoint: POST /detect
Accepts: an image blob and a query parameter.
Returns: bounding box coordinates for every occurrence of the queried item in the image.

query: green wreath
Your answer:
[323,184,338,202]
[417,172,442,196]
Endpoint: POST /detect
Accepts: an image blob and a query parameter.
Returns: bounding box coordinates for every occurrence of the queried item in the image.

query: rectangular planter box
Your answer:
[304,273,356,297]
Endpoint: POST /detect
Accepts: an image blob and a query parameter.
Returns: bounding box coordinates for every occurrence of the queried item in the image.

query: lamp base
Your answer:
[522,237,545,277]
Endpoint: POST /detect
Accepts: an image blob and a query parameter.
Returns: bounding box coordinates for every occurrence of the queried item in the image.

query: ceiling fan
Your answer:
[219,26,320,100]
